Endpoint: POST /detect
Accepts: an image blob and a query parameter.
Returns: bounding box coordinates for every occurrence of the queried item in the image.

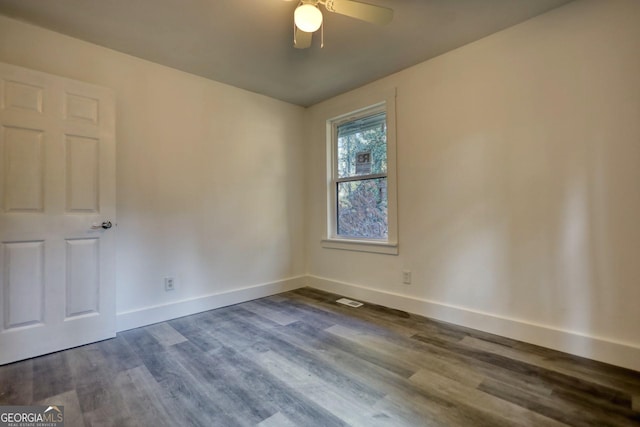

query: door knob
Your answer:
[91,221,113,230]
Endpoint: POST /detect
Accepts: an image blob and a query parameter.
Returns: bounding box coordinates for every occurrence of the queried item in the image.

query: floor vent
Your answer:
[336,298,364,308]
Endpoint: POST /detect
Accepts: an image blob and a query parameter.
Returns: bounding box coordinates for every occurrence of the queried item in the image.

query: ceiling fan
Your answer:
[290,0,394,49]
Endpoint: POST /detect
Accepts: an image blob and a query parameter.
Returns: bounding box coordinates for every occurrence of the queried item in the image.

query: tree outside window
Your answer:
[335,111,388,240]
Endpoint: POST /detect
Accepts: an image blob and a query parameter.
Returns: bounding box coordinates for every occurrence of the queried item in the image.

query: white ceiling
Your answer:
[0,0,574,106]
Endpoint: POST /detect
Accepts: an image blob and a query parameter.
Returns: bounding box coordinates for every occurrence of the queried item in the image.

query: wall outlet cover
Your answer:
[402,270,412,284]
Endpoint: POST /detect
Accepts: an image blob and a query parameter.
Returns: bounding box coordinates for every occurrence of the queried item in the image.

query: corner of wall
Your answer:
[117,276,308,332]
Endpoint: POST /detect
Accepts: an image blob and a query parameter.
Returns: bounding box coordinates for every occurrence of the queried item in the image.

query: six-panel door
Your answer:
[0,62,116,364]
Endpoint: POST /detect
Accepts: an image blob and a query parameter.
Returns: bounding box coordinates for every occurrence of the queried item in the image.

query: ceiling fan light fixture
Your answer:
[294,4,323,33]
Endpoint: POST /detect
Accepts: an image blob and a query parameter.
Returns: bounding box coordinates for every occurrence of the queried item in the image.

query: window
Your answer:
[336,111,388,239]
[323,91,398,254]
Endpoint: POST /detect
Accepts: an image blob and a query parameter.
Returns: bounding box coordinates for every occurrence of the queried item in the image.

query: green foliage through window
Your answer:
[337,178,387,239]
[337,112,387,178]
[335,111,388,240]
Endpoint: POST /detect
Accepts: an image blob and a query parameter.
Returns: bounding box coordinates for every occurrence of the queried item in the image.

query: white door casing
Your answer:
[0,62,116,364]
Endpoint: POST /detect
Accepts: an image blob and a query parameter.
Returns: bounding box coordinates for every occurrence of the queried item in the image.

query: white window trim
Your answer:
[322,88,398,255]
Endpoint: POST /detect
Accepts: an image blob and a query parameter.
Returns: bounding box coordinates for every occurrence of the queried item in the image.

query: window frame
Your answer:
[322,89,398,255]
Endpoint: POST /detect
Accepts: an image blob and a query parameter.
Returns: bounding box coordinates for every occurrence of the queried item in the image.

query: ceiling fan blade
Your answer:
[327,0,393,25]
[294,27,313,49]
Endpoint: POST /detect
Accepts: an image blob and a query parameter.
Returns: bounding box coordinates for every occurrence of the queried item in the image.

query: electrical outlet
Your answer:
[402,270,412,285]
[164,277,175,291]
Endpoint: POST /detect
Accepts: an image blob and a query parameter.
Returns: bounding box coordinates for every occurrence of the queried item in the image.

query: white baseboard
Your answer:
[116,276,306,332]
[116,273,640,371]
[307,275,640,372]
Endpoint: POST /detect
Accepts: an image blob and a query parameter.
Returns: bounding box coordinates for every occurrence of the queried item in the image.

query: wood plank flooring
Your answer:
[1,287,639,426]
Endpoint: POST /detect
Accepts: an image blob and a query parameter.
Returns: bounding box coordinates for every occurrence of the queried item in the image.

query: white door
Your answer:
[0,62,116,365]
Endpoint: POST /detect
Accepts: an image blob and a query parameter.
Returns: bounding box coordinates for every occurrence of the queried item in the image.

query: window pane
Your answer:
[337,178,387,239]
[337,112,387,178]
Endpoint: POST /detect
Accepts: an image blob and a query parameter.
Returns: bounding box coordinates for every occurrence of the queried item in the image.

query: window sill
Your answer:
[321,238,398,255]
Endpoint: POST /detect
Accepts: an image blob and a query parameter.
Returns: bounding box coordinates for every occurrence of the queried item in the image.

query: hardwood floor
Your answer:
[1,287,639,426]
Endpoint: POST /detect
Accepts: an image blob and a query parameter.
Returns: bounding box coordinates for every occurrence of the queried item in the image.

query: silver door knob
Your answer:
[91,221,113,230]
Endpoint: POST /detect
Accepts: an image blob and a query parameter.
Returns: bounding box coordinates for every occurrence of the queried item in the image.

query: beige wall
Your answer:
[0,15,307,316]
[306,0,640,368]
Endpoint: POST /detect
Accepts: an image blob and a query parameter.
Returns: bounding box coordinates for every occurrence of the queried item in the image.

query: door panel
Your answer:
[2,240,44,329]
[65,135,99,212]
[2,126,44,212]
[65,238,99,318]
[3,80,44,113]
[64,93,99,124]
[0,62,115,365]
